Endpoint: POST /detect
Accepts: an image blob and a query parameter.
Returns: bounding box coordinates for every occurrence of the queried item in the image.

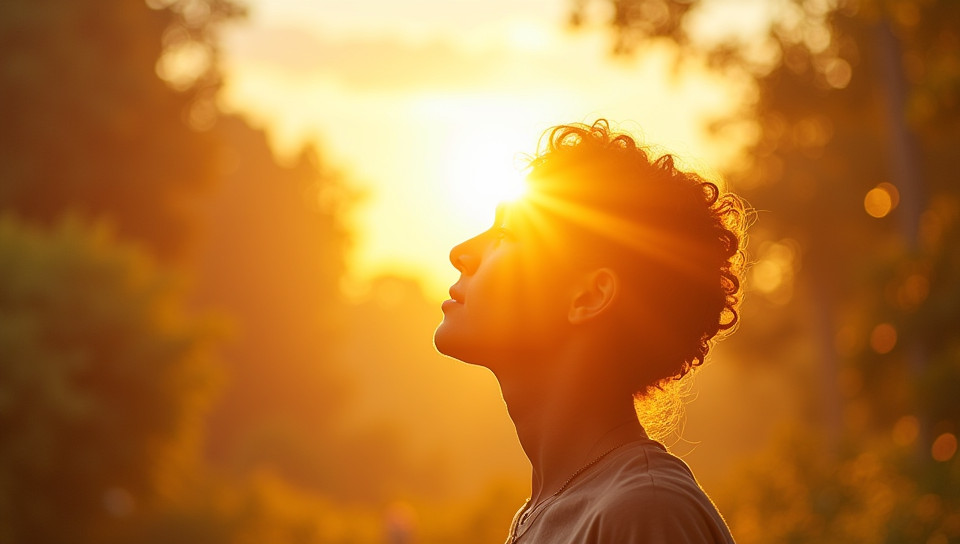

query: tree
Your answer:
[0,0,243,258]
[0,0,379,540]
[572,1,960,542]
[0,215,221,543]
[191,114,359,497]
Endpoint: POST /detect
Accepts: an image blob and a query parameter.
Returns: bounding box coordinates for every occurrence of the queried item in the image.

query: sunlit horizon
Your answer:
[217,0,756,297]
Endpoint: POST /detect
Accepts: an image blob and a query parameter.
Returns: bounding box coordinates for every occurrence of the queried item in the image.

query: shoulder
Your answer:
[580,440,736,543]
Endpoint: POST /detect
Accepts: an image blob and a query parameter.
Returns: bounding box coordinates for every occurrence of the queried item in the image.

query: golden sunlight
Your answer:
[219,7,751,293]
[442,121,531,225]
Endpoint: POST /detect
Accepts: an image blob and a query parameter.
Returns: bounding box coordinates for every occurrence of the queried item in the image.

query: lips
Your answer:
[448,285,465,304]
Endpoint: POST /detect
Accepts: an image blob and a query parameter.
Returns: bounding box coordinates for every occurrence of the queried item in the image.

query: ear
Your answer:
[568,267,620,325]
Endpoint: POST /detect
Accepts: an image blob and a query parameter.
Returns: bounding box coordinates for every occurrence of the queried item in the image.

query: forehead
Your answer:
[496,192,575,231]
[496,199,581,260]
[495,201,538,232]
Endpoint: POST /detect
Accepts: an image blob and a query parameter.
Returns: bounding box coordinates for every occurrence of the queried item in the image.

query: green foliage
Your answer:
[0,0,243,258]
[192,115,360,496]
[0,215,221,543]
[113,471,382,544]
[715,426,960,544]
[0,0,409,541]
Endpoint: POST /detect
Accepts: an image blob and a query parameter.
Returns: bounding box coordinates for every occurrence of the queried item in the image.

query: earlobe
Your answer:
[568,268,620,325]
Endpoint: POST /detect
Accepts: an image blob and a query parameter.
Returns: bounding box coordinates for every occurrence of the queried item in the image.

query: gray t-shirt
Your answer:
[506,439,736,543]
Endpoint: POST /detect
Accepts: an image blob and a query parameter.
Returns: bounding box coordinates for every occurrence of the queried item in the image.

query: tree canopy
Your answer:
[0,215,221,543]
[0,0,243,258]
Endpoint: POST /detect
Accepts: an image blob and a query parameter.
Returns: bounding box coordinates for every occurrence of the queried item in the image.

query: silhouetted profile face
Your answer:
[434,201,574,369]
[435,120,748,393]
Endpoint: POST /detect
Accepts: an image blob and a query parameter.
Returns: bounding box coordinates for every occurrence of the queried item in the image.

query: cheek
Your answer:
[473,263,568,342]
[436,246,574,362]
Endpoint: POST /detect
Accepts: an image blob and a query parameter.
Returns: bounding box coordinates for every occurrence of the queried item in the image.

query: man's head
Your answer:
[435,120,748,396]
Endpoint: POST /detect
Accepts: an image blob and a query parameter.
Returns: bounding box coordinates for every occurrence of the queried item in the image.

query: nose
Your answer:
[449,233,483,275]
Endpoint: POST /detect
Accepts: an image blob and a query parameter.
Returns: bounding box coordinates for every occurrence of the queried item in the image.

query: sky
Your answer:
[217,0,768,298]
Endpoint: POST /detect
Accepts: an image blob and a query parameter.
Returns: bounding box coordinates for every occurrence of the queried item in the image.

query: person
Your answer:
[434,120,747,543]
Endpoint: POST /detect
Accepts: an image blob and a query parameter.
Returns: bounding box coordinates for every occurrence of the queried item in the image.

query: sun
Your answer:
[443,132,531,226]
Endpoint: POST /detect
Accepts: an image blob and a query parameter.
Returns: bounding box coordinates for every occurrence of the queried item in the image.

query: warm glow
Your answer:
[892,416,920,447]
[444,132,530,225]
[864,182,900,218]
[824,58,852,89]
[751,260,783,292]
[897,273,930,309]
[219,12,747,293]
[750,239,798,305]
[932,433,958,462]
[529,191,711,281]
[869,323,898,354]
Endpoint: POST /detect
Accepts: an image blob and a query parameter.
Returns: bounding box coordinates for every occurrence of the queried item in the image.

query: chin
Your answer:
[432,321,460,358]
[433,325,486,367]
[433,328,467,361]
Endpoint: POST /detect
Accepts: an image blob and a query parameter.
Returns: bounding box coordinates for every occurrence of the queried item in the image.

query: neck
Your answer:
[493,341,645,504]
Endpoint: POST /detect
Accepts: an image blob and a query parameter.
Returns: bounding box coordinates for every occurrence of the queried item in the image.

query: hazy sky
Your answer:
[218,0,765,297]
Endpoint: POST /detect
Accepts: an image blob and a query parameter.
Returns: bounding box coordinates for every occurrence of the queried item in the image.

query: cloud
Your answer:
[224,25,524,92]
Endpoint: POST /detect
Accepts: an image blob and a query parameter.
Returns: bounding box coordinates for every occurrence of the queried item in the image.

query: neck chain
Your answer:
[510,441,633,543]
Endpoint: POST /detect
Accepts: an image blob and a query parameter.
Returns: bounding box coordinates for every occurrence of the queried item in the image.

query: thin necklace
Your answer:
[510,441,633,543]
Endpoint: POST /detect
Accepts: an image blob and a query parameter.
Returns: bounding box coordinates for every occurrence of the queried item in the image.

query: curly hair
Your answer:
[525,120,749,393]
